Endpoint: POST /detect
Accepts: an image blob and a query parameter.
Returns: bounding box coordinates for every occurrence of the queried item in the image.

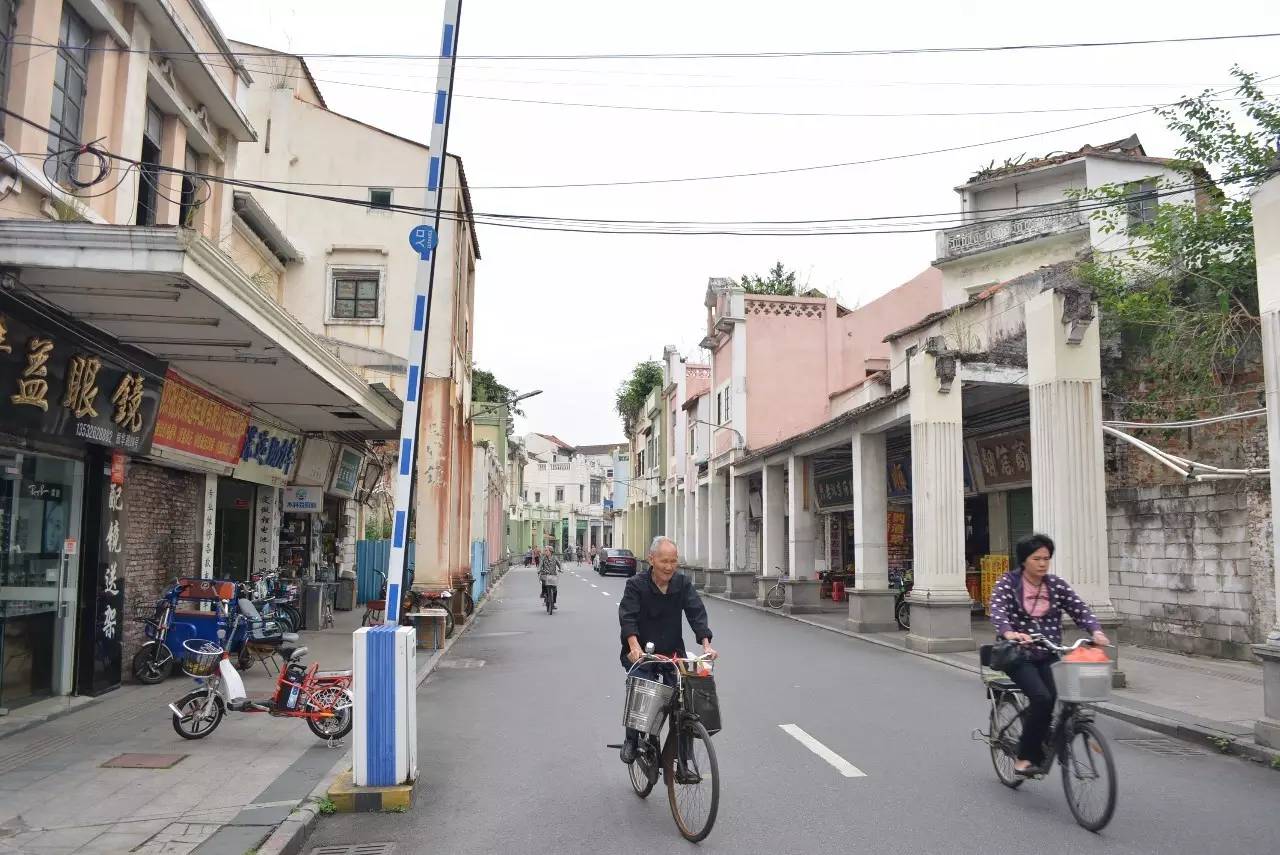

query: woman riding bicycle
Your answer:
[989,533,1110,777]
[538,546,562,604]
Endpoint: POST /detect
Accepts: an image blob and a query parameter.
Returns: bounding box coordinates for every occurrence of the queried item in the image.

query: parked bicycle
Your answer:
[610,646,721,842]
[890,568,914,631]
[169,596,352,742]
[763,568,787,609]
[975,634,1118,832]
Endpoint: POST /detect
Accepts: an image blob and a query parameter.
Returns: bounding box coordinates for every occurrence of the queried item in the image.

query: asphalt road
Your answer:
[308,565,1280,854]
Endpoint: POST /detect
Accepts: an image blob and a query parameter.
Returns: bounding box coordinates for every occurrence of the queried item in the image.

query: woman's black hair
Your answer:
[1015,533,1056,569]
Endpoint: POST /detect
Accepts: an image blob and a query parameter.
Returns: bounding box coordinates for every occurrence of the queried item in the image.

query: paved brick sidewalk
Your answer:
[0,607,365,854]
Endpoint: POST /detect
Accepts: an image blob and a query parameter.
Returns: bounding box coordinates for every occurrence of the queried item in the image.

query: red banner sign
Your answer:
[152,371,250,464]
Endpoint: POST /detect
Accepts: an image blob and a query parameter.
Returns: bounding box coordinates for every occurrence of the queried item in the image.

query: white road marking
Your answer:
[602,591,610,596]
[779,724,867,778]
[591,584,599,588]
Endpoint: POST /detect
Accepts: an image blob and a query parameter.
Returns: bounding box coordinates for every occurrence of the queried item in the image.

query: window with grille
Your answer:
[590,481,601,504]
[47,7,92,184]
[330,270,382,322]
[1126,180,1159,230]
[136,102,163,225]
[369,188,392,210]
[0,0,15,135]
[555,487,564,503]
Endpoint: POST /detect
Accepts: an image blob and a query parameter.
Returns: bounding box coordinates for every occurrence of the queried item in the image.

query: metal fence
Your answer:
[355,539,415,604]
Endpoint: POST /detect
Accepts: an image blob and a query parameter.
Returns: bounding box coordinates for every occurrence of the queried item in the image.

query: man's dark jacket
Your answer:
[618,570,712,668]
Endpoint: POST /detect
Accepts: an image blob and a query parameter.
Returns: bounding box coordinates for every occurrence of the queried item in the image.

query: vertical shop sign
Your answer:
[254,485,279,573]
[91,450,127,691]
[201,473,218,578]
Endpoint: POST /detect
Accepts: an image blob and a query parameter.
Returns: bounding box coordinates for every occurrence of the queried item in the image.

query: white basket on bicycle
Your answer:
[623,675,674,735]
[1051,659,1114,703]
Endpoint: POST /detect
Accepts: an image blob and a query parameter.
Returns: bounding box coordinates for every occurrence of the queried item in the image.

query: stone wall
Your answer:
[1107,480,1272,660]
[123,462,204,667]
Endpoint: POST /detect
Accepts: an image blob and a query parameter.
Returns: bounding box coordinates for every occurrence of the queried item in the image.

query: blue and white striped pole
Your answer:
[384,0,464,626]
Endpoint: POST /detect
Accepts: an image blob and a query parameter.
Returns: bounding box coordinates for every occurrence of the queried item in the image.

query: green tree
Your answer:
[472,366,525,416]
[615,360,664,435]
[740,261,798,296]
[1074,66,1277,416]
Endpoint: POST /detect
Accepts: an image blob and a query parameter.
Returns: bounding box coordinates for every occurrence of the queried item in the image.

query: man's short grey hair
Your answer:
[649,535,677,556]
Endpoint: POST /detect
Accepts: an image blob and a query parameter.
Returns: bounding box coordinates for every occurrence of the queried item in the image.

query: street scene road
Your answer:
[309,565,1280,855]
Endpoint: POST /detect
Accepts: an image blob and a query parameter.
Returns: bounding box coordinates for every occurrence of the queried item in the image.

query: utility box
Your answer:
[353,625,417,786]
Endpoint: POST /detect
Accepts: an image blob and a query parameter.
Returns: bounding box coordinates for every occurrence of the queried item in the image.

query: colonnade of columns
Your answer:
[687,288,1115,656]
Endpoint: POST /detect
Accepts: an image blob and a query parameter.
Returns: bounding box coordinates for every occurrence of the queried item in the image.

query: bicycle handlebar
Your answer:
[1026,633,1106,654]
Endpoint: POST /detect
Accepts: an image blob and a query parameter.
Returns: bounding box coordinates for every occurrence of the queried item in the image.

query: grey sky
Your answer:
[207,0,1280,444]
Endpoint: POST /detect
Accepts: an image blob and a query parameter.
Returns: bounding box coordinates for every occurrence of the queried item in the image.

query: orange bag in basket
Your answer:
[1064,645,1109,663]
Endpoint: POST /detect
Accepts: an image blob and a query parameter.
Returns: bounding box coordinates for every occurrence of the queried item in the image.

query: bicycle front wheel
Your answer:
[764,585,785,609]
[667,720,720,843]
[1060,720,1117,832]
[989,694,1026,789]
[629,738,658,798]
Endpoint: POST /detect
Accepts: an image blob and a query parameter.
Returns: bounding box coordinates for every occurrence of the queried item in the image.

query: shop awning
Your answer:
[0,222,400,435]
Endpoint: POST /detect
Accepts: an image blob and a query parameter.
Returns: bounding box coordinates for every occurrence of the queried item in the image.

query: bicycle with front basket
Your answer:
[610,647,722,842]
[975,634,1118,832]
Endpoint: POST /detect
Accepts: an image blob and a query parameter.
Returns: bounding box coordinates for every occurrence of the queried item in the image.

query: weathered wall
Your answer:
[1107,481,1272,660]
[123,463,204,669]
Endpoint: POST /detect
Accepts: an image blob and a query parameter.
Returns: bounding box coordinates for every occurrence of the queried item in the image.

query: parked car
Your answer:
[596,548,637,577]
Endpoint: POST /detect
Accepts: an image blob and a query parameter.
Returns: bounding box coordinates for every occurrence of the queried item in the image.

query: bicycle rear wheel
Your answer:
[629,738,659,798]
[1060,720,1117,832]
[666,720,719,843]
[546,587,555,615]
[764,585,785,609]
[989,694,1026,789]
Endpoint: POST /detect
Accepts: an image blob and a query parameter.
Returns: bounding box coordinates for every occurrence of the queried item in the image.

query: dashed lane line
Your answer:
[779,724,867,778]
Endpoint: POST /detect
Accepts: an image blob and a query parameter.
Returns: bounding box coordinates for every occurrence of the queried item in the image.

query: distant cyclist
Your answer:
[538,546,562,606]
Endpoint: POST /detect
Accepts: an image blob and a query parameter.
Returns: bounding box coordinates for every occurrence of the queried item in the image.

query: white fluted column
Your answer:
[849,431,895,631]
[761,463,786,602]
[1026,288,1115,622]
[906,347,973,652]
[1250,174,1280,748]
[705,471,728,592]
[726,469,754,598]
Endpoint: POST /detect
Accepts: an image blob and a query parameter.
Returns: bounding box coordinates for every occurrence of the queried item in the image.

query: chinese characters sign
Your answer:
[88,450,127,693]
[152,371,250,464]
[813,468,853,511]
[233,421,301,486]
[968,428,1033,491]
[0,292,163,453]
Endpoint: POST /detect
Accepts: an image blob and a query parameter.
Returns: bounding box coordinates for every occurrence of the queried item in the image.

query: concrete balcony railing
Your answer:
[936,201,1087,262]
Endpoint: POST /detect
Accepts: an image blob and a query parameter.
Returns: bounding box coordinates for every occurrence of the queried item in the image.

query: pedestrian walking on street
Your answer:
[989,533,1110,777]
[617,535,717,764]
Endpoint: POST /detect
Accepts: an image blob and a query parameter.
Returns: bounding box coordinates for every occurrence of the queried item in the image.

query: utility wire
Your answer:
[4,105,1274,237]
[11,30,1280,61]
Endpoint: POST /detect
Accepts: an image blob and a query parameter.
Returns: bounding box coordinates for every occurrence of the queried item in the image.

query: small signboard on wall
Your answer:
[283,486,323,513]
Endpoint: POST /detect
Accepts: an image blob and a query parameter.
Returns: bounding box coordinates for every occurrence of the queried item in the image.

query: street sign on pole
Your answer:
[409,225,438,261]
[382,0,464,626]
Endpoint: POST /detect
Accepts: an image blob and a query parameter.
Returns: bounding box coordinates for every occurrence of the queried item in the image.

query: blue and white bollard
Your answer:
[353,625,418,786]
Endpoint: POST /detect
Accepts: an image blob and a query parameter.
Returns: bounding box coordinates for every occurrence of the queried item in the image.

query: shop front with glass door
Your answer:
[0,450,83,710]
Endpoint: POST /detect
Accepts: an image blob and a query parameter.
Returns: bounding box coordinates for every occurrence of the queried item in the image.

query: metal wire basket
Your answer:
[623,675,674,735]
[1051,659,1114,703]
[180,640,222,678]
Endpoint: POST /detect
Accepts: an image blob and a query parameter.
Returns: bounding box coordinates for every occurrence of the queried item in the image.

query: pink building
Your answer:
[690,271,943,594]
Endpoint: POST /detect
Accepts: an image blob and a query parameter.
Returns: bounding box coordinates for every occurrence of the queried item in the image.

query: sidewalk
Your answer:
[706,592,1277,763]
[0,606,366,855]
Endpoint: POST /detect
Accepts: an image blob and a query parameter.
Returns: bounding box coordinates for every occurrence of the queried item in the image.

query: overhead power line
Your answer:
[9,30,1280,61]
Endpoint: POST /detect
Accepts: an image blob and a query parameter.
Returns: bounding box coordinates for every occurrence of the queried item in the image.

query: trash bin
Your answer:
[337,578,356,611]
[304,583,334,629]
